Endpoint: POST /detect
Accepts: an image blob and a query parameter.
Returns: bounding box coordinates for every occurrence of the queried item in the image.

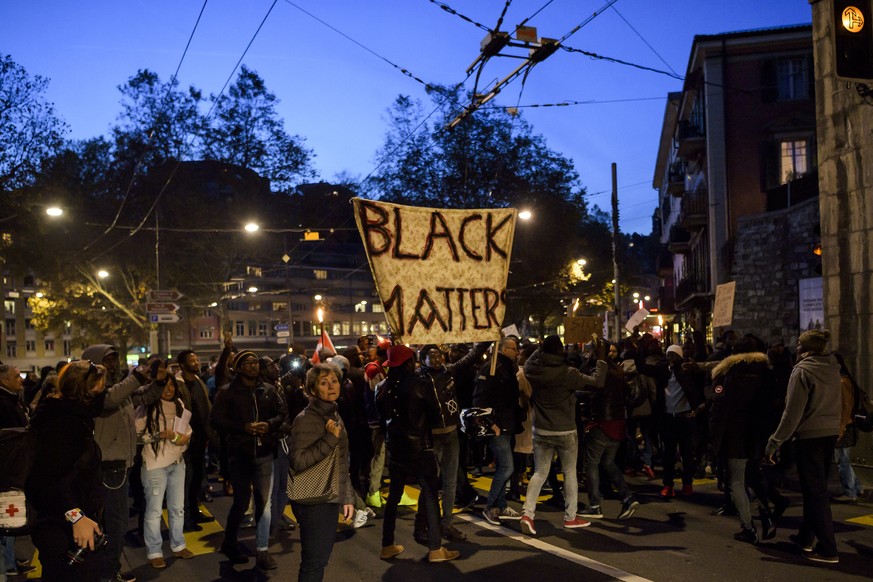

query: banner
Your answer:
[352,198,517,345]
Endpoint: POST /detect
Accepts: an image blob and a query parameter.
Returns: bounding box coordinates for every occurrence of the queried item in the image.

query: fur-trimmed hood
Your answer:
[711,351,770,379]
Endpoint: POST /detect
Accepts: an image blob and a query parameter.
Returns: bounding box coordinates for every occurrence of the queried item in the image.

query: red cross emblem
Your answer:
[5,503,20,517]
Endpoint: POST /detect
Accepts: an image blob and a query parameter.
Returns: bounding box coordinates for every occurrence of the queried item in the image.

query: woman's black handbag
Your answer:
[287,446,340,504]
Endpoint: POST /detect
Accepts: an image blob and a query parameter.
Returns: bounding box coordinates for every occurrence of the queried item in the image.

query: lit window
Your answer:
[44,339,55,352]
[780,140,808,184]
[314,270,328,280]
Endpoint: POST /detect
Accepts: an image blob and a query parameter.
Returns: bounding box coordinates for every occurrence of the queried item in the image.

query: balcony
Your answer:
[678,190,708,231]
[667,225,691,254]
[657,244,673,278]
[676,119,706,158]
[667,161,685,196]
[675,275,709,309]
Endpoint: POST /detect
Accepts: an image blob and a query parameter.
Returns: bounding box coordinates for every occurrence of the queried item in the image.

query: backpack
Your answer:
[0,427,36,535]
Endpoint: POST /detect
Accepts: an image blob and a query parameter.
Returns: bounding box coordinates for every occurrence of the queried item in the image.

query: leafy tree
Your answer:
[0,54,67,194]
[201,65,315,192]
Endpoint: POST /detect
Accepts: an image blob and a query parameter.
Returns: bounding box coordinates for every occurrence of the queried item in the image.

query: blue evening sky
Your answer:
[1,1,813,234]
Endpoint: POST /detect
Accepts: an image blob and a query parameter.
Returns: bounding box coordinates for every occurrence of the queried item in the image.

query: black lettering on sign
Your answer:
[483,288,501,327]
[459,214,483,261]
[392,207,419,260]
[407,289,449,334]
[383,284,405,331]
[485,213,512,260]
[456,288,469,331]
[469,288,487,329]
[358,201,391,256]
[436,287,455,331]
[421,212,460,261]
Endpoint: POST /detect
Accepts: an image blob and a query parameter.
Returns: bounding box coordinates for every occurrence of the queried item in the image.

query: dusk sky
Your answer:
[2,1,813,235]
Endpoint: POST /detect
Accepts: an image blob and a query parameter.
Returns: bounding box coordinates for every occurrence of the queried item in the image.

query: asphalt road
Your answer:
[14,472,873,581]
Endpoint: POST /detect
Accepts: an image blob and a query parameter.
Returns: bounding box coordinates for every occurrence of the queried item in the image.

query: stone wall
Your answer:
[730,197,821,346]
[812,0,873,482]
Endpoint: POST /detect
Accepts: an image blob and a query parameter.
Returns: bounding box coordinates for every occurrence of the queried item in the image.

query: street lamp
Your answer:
[244,222,259,233]
[247,286,258,293]
[45,206,63,217]
[97,269,109,279]
[518,210,532,220]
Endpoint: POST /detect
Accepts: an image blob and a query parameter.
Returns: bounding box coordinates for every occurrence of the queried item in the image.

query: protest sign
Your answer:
[712,281,736,328]
[564,316,604,345]
[352,198,517,345]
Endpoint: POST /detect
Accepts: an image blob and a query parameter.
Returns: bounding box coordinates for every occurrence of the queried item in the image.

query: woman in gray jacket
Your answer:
[289,363,355,582]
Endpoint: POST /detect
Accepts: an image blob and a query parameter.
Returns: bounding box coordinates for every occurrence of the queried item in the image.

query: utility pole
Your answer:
[612,163,621,344]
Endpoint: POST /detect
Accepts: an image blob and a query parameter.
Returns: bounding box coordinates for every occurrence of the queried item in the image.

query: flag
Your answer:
[311,328,337,364]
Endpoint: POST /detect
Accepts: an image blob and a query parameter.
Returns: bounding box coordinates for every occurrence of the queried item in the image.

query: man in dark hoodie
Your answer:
[765,330,841,565]
[519,336,607,535]
[82,344,164,582]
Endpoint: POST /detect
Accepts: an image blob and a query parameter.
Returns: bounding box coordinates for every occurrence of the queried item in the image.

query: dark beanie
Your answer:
[233,350,258,369]
[542,335,564,356]
[798,329,830,353]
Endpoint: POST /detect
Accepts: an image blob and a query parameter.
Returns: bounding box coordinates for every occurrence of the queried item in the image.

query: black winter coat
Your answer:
[708,352,776,459]
[211,378,286,460]
[384,369,440,472]
[0,388,28,429]
[472,353,522,434]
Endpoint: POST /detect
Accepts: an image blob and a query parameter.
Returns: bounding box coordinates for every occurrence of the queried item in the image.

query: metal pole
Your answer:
[612,162,621,344]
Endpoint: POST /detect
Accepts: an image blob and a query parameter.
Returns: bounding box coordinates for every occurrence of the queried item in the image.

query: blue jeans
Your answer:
[523,432,579,522]
[835,447,862,498]
[585,427,630,508]
[424,430,459,525]
[727,458,752,530]
[225,455,273,552]
[292,502,339,582]
[485,434,514,510]
[142,460,187,558]
[272,442,291,528]
[1,536,12,577]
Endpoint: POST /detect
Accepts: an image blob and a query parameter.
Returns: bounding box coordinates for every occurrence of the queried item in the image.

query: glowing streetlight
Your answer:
[314,294,323,301]
[632,292,640,299]
[208,302,218,307]
[577,258,587,266]
[244,222,259,233]
[35,292,44,298]
[46,206,63,217]
[247,286,258,293]
[97,269,109,279]
[518,210,532,220]
[644,295,651,302]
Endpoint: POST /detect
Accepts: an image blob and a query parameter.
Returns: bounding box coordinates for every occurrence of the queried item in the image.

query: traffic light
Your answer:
[834,0,873,81]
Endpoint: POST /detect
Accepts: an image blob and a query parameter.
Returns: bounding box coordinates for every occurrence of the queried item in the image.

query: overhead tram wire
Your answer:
[481,96,666,109]
[427,0,494,33]
[89,0,279,264]
[610,5,680,77]
[517,0,557,28]
[82,0,210,253]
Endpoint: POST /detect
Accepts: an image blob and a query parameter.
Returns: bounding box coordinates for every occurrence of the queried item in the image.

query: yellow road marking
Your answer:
[847,514,873,527]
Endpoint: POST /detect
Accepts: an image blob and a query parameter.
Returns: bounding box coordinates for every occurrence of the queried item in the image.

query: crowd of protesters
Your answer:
[0,325,866,580]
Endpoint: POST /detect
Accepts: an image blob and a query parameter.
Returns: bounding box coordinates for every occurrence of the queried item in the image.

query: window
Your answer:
[248,321,257,336]
[246,266,263,277]
[258,322,268,336]
[25,340,36,353]
[44,339,55,352]
[372,303,384,313]
[780,140,808,184]
[228,302,245,311]
[248,303,261,311]
[293,303,307,311]
[777,58,809,101]
[272,302,288,312]
[6,343,16,358]
[4,320,15,337]
[341,321,351,336]
[63,339,72,356]
[235,321,245,336]
[25,318,34,329]
[3,300,14,315]
[313,270,328,280]
[199,327,215,339]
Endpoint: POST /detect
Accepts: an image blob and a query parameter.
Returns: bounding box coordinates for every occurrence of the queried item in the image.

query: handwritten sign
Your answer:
[712,281,736,328]
[353,198,516,344]
[625,308,650,333]
[564,316,604,345]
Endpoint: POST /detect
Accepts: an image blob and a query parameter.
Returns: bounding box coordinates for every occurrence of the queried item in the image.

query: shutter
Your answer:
[761,60,777,104]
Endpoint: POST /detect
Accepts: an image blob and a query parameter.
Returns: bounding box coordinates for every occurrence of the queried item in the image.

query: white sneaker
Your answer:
[352,508,369,528]
[498,506,522,520]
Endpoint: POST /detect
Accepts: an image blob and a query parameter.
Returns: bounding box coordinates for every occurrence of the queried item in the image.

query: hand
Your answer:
[155,363,168,382]
[325,419,341,438]
[342,504,355,523]
[159,430,175,440]
[223,331,233,349]
[72,516,101,550]
[491,424,501,437]
[244,422,259,435]
[254,422,269,435]
[174,433,190,446]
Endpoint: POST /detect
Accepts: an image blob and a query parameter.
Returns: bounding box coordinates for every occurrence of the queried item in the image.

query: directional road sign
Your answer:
[274,323,289,332]
[146,302,180,314]
[276,330,290,338]
[147,289,184,302]
[149,313,181,324]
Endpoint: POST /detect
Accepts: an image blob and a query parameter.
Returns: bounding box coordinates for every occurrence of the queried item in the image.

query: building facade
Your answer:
[654,25,820,345]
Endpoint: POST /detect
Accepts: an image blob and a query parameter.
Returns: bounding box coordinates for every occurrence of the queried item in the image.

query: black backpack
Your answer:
[0,427,36,535]
[374,377,400,422]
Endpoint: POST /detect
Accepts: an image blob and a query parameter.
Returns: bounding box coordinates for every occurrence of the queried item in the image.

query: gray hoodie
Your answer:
[766,353,841,454]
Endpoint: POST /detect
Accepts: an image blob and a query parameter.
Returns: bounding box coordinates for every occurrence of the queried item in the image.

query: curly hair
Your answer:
[304,363,341,398]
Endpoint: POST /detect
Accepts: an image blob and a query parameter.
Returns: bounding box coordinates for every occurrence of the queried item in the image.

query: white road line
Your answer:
[456,513,653,582]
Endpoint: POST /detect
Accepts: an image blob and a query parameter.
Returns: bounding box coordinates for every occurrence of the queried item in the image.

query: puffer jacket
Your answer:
[708,352,775,459]
[523,349,607,433]
[473,353,522,434]
[288,397,355,505]
[211,377,285,460]
[767,352,841,455]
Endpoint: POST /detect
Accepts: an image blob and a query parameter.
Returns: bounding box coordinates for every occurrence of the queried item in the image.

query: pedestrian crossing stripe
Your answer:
[167,504,223,555]
[23,550,39,579]
[847,514,873,527]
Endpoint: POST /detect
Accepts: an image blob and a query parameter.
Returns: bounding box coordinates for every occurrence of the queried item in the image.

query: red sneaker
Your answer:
[681,484,693,496]
[642,465,656,480]
[563,517,591,529]
[659,486,674,498]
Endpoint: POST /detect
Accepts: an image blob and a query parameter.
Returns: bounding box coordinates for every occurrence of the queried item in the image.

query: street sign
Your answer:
[146,302,180,314]
[276,331,290,338]
[147,289,183,302]
[274,323,289,332]
[149,313,181,323]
